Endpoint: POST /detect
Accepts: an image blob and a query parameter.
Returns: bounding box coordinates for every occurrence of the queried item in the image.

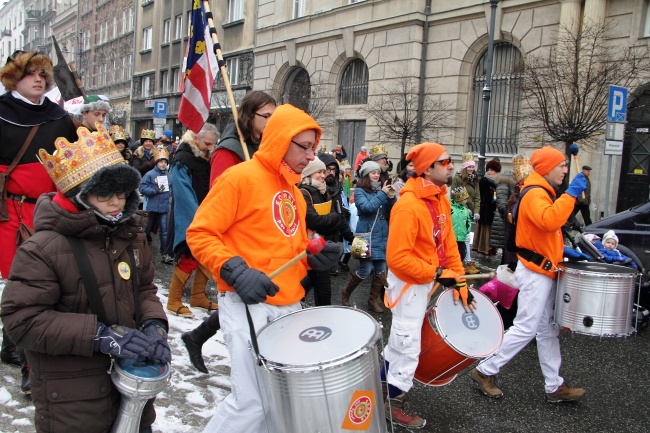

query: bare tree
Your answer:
[307,74,336,135]
[521,21,650,166]
[362,73,454,158]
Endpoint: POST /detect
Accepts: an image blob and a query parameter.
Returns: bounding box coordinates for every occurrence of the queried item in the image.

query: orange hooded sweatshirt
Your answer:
[186,105,321,305]
[387,177,465,284]
[516,171,575,279]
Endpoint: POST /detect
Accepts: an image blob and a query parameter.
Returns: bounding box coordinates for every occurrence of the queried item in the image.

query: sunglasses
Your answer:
[433,158,453,167]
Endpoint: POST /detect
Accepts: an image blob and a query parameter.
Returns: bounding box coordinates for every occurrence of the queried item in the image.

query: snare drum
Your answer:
[415,288,503,386]
[256,306,387,433]
[111,358,170,433]
[555,262,637,337]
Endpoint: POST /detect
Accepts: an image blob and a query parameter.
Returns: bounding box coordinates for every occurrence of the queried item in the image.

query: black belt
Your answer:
[518,248,554,271]
[7,193,38,204]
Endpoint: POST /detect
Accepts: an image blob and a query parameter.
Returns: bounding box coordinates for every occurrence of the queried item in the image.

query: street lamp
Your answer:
[477,0,498,177]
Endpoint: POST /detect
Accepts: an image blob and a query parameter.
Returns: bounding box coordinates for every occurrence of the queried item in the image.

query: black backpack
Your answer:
[505,186,554,253]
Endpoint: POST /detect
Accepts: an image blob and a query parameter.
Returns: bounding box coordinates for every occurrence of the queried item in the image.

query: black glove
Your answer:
[453,282,475,307]
[341,207,351,219]
[140,319,171,364]
[220,256,279,304]
[307,241,343,271]
[156,186,165,194]
[93,323,153,359]
[436,269,460,288]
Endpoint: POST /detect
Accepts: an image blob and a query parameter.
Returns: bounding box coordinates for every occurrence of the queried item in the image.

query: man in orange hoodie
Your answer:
[383,142,473,429]
[472,146,588,403]
[186,104,342,433]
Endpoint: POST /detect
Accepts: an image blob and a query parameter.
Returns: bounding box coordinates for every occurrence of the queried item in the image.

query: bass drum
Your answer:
[415,288,503,386]
[555,262,637,336]
[256,306,387,433]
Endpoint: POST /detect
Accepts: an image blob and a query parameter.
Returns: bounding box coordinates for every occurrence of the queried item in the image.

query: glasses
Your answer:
[433,158,453,167]
[326,166,337,172]
[255,112,272,119]
[96,192,128,202]
[291,140,317,155]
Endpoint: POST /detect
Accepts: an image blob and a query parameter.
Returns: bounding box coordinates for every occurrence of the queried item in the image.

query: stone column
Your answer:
[583,0,607,26]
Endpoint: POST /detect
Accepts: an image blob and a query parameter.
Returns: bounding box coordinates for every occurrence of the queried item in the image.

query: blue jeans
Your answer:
[355,258,387,279]
[145,211,168,254]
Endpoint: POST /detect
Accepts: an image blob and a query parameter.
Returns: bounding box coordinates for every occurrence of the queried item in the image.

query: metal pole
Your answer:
[477,0,498,177]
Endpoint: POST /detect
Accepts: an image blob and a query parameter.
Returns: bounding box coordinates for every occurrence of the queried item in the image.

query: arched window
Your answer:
[469,43,523,155]
[284,68,310,112]
[339,59,368,105]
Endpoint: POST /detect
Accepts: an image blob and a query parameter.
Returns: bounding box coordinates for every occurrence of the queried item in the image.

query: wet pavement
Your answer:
[2,243,649,432]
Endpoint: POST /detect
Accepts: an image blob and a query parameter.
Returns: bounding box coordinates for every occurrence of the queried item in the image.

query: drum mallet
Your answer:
[569,143,586,200]
[268,237,326,280]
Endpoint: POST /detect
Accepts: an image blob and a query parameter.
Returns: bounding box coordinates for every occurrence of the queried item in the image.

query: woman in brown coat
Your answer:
[0,125,169,433]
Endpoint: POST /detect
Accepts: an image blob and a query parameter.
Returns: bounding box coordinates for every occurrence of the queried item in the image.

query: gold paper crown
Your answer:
[339,159,351,169]
[154,146,170,162]
[109,124,125,135]
[40,124,124,194]
[370,144,387,157]
[461,152,475,163]
[140,129,156,140]
[111,131,128,143]
[512,154,533,184]
[451,186,469,202]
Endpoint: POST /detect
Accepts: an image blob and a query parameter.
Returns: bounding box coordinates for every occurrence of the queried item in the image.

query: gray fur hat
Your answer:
[81,95,112,113]
[359,160,381,178]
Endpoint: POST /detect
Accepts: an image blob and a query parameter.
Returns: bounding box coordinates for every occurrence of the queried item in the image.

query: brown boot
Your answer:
[368,273,385,313]
[340,271,363,307]
[190,266,218,312]
[464,261,480,275]
[167,267,194,317]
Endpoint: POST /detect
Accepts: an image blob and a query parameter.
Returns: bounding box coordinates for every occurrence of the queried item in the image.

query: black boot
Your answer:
[18,346,30,396]
[181,311,220,373]
[339,253,351,271]
[1,328,20,367]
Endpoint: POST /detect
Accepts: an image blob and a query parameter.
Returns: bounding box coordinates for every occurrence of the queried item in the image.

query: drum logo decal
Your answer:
[462,312,480,330]
[341,390,375,430]
[563,293,571,303]
[299,326,332,342]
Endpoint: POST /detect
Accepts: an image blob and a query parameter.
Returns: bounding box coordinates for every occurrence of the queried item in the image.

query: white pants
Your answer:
[202,292,301,433]
[382,270,432,393]
[477,261,564,393]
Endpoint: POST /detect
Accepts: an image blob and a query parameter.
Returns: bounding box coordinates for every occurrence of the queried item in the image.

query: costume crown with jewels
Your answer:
[140,129,156,140]
[39,123,124,194]
[154,146,170,162]
[111,131,128,143]
[370,144,387,158]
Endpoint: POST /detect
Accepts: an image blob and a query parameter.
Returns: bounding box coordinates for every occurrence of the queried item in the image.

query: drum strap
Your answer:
[126,248,141,326]
[245,305,261,365]
[66,237,108,324]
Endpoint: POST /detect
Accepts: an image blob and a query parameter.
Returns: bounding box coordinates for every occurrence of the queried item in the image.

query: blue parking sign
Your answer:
[154,100,168,118]
[607,86,627,122]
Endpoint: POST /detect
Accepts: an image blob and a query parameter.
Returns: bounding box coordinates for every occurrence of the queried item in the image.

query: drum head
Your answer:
[559,261,638,275]
[256,306,379,367]
[433,288,503,358]
[116,357,169,379]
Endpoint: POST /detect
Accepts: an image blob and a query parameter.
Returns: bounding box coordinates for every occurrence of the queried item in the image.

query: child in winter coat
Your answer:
[139,146,173,263]
[451,186,473,264]
[0,124,170,433]
[595,230,639,269]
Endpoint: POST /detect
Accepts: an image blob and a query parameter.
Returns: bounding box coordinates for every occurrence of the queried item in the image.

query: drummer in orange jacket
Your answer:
[472,146,588,403]
[186,104,342,433]
[382,142,474,429]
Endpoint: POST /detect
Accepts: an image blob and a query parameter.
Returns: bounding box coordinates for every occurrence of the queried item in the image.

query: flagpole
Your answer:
[202,0,250,161]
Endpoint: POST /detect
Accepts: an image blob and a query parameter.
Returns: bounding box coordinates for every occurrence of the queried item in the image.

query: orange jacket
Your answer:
[387,177,464,284]
[516,171,576,279]
[186,105,321,305]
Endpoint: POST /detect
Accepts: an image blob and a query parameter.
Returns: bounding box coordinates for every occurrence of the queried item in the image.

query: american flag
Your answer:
[178,0,219,133]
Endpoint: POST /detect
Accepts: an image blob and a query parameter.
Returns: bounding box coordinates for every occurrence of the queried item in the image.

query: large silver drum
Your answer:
[256,306,386,433]
[555,262,638,336]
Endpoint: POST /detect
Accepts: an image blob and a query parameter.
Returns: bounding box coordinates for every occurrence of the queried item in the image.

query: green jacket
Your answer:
[451,201,472,242]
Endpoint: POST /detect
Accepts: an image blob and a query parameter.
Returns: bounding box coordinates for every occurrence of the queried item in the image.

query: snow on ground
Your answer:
[0,278,230,432]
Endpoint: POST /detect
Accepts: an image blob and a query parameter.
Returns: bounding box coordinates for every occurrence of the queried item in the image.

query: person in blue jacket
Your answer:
[139,146,173,263]
[595,230,639,269]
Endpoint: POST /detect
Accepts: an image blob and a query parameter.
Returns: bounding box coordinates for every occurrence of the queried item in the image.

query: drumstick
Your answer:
[460,272,496,280]
[268,237,326,280]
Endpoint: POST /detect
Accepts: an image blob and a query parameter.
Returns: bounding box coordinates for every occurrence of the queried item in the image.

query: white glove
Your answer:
[473,213,480,222]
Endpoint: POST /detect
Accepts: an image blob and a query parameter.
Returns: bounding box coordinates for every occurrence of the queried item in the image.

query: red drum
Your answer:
[415,288,503,386]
